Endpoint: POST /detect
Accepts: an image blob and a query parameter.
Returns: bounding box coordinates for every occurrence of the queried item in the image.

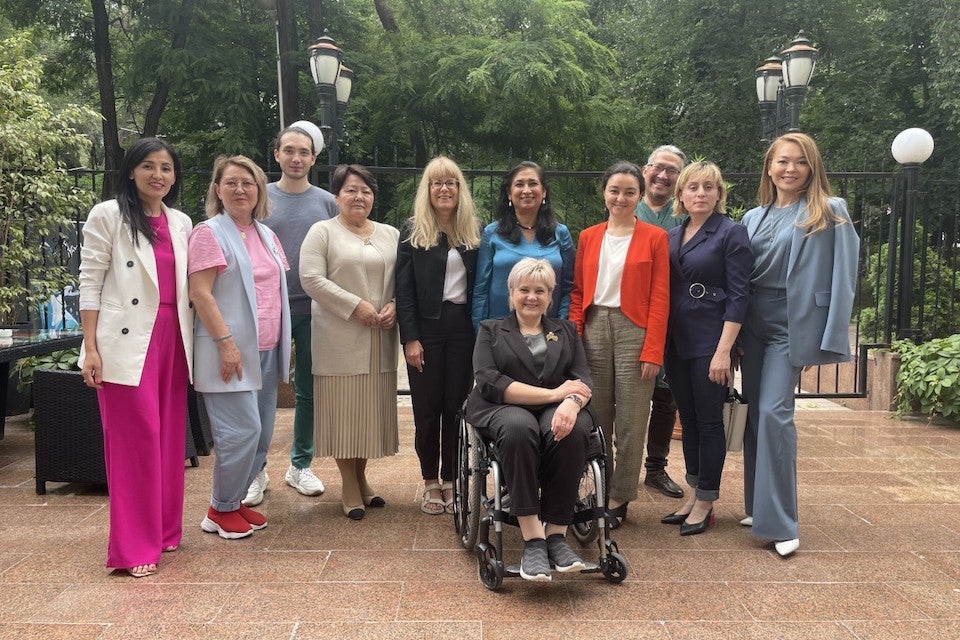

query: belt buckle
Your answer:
[689,283,706,299]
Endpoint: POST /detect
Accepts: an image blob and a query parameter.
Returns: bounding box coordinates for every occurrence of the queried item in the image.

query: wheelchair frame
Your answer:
[452,411,629,590]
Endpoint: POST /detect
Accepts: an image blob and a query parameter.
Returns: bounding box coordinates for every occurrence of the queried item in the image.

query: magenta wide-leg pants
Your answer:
[97,304,188,569]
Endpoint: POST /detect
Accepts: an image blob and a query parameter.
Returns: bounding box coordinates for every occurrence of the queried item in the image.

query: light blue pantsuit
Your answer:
[740,287,802,540]
[203,349,280,511]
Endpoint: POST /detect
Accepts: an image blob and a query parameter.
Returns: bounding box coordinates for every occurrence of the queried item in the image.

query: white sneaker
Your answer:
[243,468,269,506]
[285,465,325,496]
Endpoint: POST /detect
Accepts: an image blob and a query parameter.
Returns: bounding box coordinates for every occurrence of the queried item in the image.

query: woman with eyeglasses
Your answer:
[188,155,291,541]
[300,165,400,520]
[472,161,574,330]
[396,157,480,515]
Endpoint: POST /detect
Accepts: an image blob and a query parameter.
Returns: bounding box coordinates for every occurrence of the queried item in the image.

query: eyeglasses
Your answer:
[221,179,258,191]
[430,179,459,190]
[646,163,681,177]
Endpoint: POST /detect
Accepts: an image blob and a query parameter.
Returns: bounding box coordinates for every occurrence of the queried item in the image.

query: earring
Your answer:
[508,200,513,208]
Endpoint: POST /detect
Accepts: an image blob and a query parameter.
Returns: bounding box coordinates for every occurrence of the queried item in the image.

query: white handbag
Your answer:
[723,377,748,452]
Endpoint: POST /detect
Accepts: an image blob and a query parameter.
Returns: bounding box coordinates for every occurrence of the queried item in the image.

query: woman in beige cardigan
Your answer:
[300,165,400,519]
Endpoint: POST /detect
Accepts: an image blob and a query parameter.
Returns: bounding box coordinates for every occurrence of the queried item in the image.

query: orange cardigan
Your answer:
[569,220,670,365]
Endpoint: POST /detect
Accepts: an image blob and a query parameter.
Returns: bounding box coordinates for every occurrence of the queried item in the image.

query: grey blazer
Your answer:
[742,196,860,367]
[192,213,291,393]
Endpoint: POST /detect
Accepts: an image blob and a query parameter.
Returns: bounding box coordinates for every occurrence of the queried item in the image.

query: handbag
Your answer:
[723,376,748,452]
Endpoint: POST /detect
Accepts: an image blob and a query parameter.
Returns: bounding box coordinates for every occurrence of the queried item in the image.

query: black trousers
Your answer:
[644,385,676,473]
[407,302,474,482]
[479,404,591,525]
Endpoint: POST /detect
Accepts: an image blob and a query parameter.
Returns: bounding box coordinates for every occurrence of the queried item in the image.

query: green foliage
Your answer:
[0,31,97,325]
[14,347,80,393]
[893,336,960,418]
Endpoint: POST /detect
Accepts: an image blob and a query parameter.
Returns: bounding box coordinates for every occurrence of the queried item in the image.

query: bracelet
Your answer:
[564,394,583,409]
[212,333,232,343]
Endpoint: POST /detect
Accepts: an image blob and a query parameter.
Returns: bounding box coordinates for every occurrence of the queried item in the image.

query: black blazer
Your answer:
[396,222,479,344]
[465,314,592,430]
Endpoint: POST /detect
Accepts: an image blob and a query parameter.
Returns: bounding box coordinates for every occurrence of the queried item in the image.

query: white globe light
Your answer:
[289,120,325,155]
[891,128,934,164]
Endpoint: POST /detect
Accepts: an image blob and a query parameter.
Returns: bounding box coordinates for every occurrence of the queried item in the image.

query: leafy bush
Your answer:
[15,348,80,393]
[892,335,960,418]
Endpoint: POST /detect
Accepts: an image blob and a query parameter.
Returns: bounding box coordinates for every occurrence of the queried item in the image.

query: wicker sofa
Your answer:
[33,369,207,494]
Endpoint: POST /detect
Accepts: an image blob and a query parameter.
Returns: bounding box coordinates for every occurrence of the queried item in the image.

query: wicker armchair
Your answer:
[33,369,202,495]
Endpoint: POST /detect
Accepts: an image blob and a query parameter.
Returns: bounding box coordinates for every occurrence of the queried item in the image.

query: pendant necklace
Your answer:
[516,218,535,230]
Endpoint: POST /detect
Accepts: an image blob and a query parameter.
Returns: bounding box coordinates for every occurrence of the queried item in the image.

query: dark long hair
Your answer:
[494,161,557,245]
[115,137,182,246]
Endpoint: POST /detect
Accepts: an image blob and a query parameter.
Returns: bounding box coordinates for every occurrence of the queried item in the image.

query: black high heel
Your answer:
[660,509,693,525]
[605,502,629,529]
[679,509,714,536]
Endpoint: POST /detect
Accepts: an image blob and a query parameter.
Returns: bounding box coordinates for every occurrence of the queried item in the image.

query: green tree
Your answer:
[0,31,97,324]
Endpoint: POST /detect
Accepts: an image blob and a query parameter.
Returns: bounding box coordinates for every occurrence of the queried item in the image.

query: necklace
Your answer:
[234,220,254,240]
[516,218,535,230]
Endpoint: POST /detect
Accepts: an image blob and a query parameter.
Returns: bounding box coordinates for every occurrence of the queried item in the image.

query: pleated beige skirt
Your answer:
[313,329,399,459]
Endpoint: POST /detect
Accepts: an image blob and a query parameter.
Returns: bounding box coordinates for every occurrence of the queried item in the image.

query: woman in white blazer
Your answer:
[739,133,859,557]
[78,138,194,578]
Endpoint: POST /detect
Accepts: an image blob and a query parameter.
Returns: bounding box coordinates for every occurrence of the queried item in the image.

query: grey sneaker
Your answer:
[519,538,551,581]
[285,465,325,496]
[546,534,586,572]
[243,468,268,506]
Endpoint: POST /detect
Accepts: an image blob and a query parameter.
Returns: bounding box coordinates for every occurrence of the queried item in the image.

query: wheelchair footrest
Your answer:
[504,562,601,575]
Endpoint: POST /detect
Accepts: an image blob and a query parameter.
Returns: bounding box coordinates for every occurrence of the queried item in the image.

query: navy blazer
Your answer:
[465,314,592,430]
[395,222,478,344]
[667,213,753,360]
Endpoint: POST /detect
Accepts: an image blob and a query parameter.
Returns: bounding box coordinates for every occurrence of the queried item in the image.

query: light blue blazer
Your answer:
[193,213,291,393]
[742,196,859,367]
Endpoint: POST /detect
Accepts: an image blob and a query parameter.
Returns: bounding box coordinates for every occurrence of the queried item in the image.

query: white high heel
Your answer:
[739,516,753,527]
[775,538,800,557]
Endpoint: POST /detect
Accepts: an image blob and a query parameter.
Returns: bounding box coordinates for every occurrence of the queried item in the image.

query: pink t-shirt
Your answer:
[188,223,290,351]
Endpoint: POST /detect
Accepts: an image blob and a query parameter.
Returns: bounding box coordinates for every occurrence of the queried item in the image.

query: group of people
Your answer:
[77,127,858,581]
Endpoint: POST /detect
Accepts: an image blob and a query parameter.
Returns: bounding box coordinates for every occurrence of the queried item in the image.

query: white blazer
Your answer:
[78,199,194,385]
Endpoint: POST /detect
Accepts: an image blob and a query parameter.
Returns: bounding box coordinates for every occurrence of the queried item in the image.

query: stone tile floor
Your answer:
[1,405,959,639]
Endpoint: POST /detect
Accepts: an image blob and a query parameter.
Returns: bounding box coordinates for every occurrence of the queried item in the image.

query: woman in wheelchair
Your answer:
[465,258,594,581]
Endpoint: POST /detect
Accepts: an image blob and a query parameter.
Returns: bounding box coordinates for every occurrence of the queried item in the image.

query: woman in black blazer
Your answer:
[465,258,593,581]
[660,162,752,535]
[396,156,480,515]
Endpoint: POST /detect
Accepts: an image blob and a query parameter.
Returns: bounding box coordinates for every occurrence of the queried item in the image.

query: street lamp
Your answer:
[891,127,935,340]
[308,31,354,186]
[258,0,285,129]
[755,32,819,143]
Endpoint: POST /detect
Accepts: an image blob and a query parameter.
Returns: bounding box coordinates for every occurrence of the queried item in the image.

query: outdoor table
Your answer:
[0,329,84,439]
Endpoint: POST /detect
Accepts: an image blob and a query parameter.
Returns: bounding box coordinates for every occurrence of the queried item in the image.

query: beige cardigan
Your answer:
[299,217,400,376]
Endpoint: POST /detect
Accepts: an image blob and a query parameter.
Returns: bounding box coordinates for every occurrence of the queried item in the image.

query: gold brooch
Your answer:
[546,332,558,342]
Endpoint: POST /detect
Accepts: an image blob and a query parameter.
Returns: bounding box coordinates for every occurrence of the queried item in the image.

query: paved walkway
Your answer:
[1,406,959,639]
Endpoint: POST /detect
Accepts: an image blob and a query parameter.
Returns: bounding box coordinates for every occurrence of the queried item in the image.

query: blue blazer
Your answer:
[471,221,575,331]
[667,213,752,360]
[742,197,860,367]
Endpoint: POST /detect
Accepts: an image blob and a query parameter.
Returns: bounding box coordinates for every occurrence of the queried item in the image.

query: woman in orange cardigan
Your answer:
[569,161,670,528]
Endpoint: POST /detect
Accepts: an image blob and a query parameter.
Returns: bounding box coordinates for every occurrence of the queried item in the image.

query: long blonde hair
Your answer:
[407,156,480,249]
[757,132,844,234]
[205,155,270,220]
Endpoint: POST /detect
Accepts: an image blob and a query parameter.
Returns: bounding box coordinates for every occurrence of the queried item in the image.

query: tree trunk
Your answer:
[91,0,122,199]
[277,0,300,126]
[373,0,400,33]
[143,3,190,137]
[305,0,325,40]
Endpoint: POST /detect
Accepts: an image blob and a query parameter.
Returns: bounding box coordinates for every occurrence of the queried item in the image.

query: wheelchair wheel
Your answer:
[477,545,504,591]
[602,551,629,583]
[453,417,482,551]
[571,463,600,545]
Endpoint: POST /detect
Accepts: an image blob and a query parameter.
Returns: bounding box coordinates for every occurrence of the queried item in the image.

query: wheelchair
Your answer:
[452,410,629,590]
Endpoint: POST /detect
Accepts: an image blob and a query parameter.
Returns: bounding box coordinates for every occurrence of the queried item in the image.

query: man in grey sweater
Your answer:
[243,123,338,506]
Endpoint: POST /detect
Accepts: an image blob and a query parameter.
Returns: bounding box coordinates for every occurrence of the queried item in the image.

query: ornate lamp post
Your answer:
[308,32,354,186]
[755,32,819,143]
[891,127,935,340]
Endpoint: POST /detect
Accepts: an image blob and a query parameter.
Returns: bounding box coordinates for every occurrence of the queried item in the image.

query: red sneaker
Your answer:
[200,507,253,539]
[237,504,267,530]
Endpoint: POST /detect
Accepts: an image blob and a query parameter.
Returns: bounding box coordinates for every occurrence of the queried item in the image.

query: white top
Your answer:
[442,248,468,304]
[592,232,632,308]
